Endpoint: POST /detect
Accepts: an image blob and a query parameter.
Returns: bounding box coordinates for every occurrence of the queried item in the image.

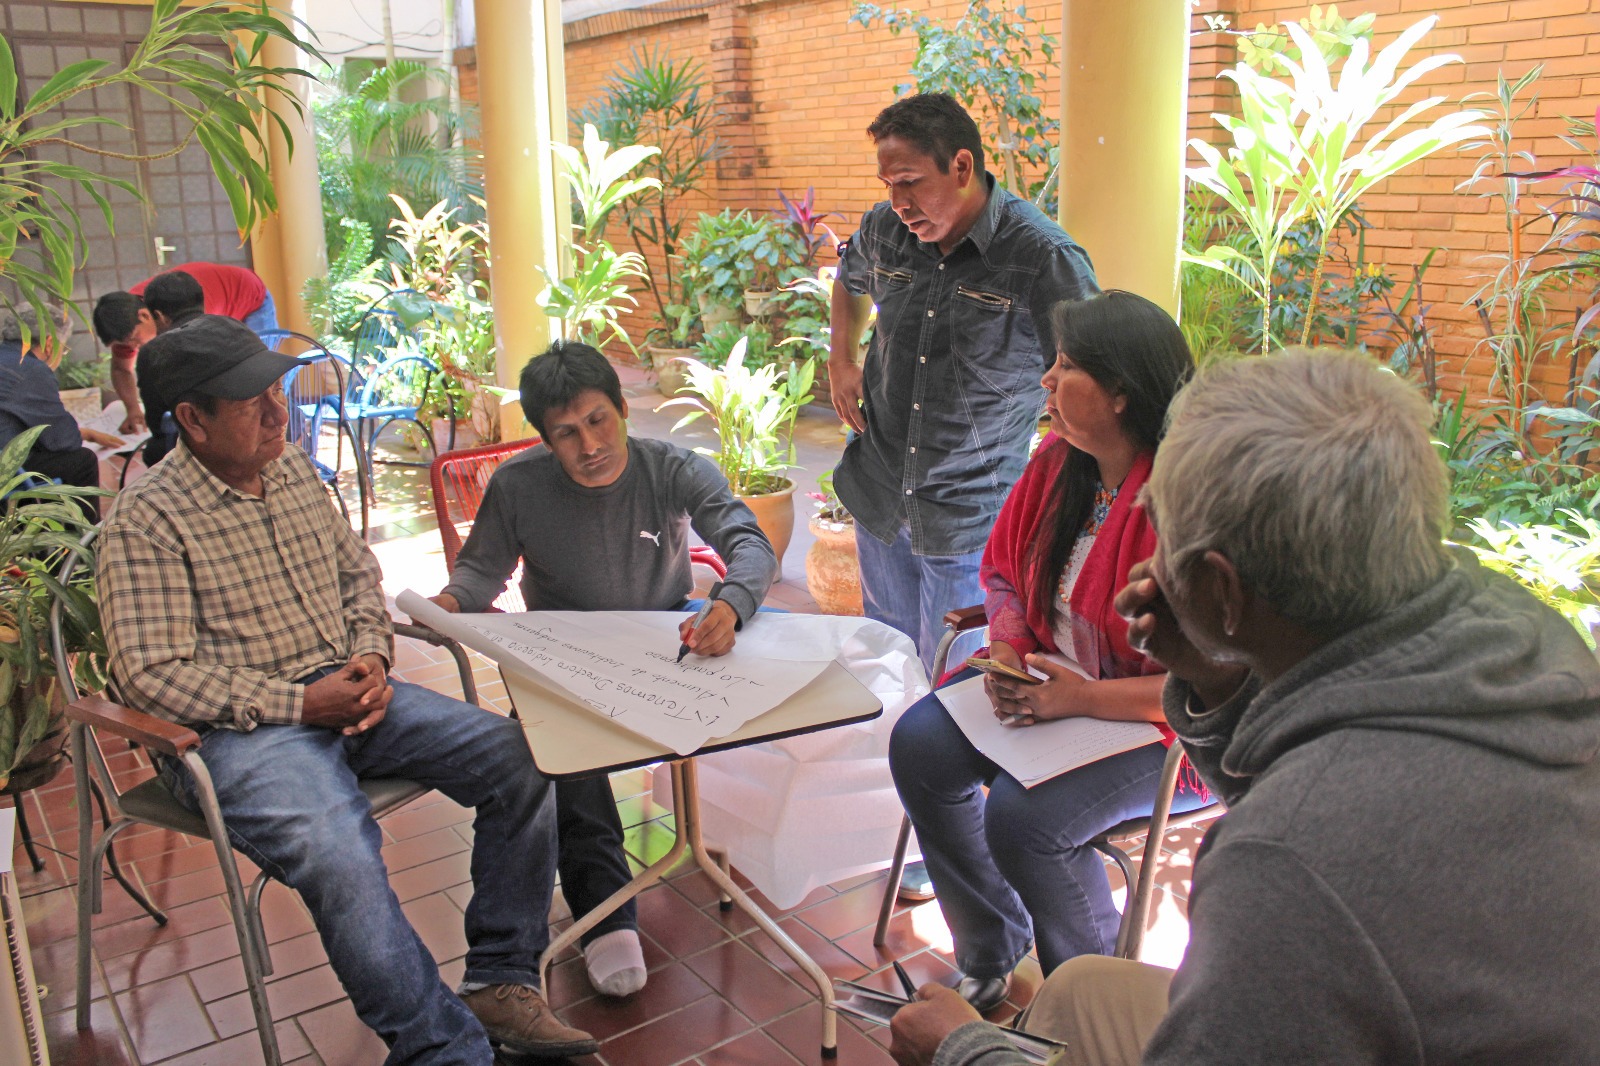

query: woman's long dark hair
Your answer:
[1028,290,1195,615]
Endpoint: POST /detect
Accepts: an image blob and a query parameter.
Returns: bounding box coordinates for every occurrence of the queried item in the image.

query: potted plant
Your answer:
[0,427,108,799]
[804,469,862,615]
[575,48,725,333]
[54,352,111,423]
[537,124,662,363]
[678,209,807,325]
[741,218,808,319]
[696,320,780,372]
[647,298,701,397]
[658,336,816,568]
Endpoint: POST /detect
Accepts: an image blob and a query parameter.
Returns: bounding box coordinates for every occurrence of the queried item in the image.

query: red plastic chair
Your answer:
[429,438,727,612]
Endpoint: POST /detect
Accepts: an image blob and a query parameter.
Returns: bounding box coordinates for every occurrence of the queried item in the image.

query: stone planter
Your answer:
[743,288,780,318]
[805,514,862,616]
[738,479,796,576]
[649,345,696,397]
[698,293,742,329]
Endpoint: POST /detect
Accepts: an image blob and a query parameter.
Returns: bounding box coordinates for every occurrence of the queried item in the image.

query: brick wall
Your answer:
[459,0,1597,399]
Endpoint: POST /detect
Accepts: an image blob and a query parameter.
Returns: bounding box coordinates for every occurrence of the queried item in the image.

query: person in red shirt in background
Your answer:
[91,262,278,432]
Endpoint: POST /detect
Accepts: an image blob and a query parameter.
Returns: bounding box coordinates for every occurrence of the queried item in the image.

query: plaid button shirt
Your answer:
[97,442,392,730]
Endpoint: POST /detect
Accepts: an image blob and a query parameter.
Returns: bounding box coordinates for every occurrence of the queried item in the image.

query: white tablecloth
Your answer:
[653,617,929,908]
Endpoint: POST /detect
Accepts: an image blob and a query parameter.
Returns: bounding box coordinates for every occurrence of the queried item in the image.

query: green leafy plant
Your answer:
[1187,14,1485,352]
[53,352,109,392]
[659,339,816,496]
[302,218,389,346]
[575,48,724,330]
[0,426,108,789]
[774,188,841,270]
[774,273,834,364]
[312,58,481,264]
[678,210,806,309]
[658,301,701,348]
[695,321,778,371]
[850,1,1058,205]
[1502,110,1600,447]
[1233,4,1377,76]
[1372,248,1441,397]
[0,0,319,345]
[384,194,485,301]
[1459,510,1600,648]
[537,124,661,360]
[1458,68,1598,470]
[807,468,853,530]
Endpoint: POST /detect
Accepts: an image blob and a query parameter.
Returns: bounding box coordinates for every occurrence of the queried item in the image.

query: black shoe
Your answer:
[897,860,935,903]
[958,974,1012,1014]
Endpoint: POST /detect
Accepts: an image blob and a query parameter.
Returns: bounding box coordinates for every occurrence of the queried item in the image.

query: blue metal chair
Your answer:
[350,288,427,370]
[341,291,456,489]
[266,330,371,540]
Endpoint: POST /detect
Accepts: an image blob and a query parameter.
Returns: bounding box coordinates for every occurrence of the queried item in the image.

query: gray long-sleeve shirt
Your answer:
[931,554,1600,1066]
[441,436,776,623]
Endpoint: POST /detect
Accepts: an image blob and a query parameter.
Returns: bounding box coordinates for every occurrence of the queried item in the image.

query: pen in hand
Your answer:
[676,581,725,664]
[892,960,918,1000]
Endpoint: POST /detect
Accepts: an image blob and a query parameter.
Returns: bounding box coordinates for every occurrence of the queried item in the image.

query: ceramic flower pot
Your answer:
[649,345,695,397]
[738,479,796,577]
[805,514,863,616]
[743,288,780,318]
[697,293,742,329]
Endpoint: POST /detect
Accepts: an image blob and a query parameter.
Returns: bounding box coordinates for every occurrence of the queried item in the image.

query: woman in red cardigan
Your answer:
[887,290,1205,1012]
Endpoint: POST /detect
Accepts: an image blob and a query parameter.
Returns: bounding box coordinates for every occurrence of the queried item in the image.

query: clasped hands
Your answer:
[981,640,1088,726]
[302,654,392,735]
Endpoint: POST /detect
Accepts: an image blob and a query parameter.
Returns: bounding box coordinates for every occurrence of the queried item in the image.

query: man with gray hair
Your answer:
[0,302,123,494]
[887,349,1600,1065]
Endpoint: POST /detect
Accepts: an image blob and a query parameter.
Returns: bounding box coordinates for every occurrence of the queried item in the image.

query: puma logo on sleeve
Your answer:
[639,530,661,547]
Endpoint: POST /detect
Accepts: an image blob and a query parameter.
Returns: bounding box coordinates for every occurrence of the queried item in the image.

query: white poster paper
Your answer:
[78,401,151,460]
[397,592,833,755]
[936,674,1162,788]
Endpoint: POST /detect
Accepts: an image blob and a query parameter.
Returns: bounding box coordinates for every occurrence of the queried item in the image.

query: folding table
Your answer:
[504,661,882,1058]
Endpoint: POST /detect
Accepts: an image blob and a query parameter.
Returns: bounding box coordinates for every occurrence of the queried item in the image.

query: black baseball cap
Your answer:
[138,315,304,428]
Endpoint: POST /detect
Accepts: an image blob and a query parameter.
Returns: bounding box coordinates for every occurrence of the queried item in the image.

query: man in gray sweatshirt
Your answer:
[888,350,1600,1066]
[429,340,776,1000]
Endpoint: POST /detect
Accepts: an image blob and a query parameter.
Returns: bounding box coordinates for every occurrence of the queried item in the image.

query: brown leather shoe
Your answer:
[461,984,599,1058]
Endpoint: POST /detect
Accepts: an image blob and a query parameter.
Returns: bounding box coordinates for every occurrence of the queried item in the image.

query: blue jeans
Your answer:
[856,523,985,674]
[161,678,557,1066]
[242,289,279,340]
[555,776,635,943]
[888,670,1207,978]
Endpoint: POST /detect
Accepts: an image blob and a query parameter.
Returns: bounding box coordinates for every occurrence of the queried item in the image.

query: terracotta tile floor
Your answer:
[14,365,1214,1064]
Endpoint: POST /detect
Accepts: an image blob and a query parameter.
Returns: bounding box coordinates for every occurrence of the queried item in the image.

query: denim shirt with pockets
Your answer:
[835,177,1098,556]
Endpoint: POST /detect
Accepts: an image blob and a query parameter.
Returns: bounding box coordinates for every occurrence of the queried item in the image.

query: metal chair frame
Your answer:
[872,607,1223,962]
[268,330,371,540]
[51,532,481,1066]
[342,289,454,487]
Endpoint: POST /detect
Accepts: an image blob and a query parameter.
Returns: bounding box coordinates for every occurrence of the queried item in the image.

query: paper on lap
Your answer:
[397,592,846,755]
[936,661,1161,788]
[78,401,152,459]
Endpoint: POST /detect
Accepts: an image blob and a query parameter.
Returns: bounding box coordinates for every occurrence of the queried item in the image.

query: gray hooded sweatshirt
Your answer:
[935,554,1600,1065]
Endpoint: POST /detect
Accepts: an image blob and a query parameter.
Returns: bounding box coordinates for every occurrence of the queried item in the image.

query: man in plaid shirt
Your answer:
[95,315,596,1063]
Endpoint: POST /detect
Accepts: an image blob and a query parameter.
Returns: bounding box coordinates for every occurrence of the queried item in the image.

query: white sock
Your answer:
[584,928,646,997]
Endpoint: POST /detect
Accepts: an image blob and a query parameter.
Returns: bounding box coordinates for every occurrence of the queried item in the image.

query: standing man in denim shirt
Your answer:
[830,93,1098,674]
